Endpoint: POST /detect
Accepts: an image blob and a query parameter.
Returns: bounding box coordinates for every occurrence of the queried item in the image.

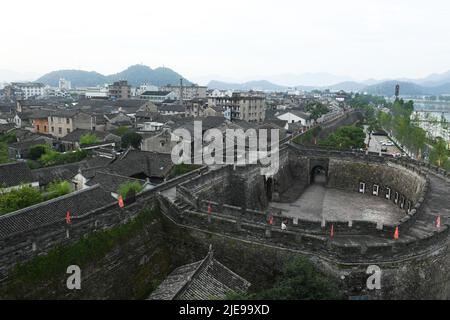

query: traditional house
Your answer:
[149,247,250,300]
[0,162,39,192]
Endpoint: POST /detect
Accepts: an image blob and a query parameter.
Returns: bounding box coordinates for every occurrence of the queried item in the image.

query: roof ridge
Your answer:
[173,253,213,299]
[92,170,146,182]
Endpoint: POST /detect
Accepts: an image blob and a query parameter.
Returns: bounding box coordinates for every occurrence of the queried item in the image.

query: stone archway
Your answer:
[310,165,327,184]
[309,158,329,185]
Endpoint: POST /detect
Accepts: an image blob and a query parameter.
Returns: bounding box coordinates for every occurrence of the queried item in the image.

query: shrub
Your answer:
[79,133,100,146]
[117,181,144,199]
[121,132,142,149]
[168,164,201,179]
[39,150,87,167]
[0,132,17,144]
[228,258,342,300]
[45,181,72,200]
[0,185,43,215]
[28,144,51,160]
[115,126,130,137]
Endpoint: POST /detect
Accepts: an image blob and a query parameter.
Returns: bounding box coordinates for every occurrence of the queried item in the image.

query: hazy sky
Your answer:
[1,0,450,82]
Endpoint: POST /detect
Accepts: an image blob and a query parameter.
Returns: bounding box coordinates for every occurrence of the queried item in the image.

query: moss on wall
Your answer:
[0,206,174,300]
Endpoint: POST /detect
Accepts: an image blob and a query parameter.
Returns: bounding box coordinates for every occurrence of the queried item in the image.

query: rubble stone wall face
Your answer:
[328,159,426,205]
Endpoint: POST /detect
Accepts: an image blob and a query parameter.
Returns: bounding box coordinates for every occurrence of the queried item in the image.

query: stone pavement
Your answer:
[269,183,405,225]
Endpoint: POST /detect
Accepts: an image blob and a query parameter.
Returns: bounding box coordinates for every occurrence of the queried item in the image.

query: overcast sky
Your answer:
[1,0,450,83]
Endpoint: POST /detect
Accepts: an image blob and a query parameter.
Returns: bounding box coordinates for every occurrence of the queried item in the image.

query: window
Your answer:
[66,118,70,124]
[67,128,70,134]
[36,125,40,131]
[44,126,47,132]
[58,127,62,134]
[385,187,391,200]
[400,196,405,209]
[395,192,399,204]
[373,185,379,196]
[51,126,54,132]
[359,182,366,194]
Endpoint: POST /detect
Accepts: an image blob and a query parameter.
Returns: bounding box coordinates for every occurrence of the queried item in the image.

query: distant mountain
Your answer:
[415,70,450,87]
[263,72,355,87]
[207,80,290,91]
[37,64,191,87]
[363,80,450,96]
[38,70,107,87]
[208,79,366,92]
[327,81,367,92]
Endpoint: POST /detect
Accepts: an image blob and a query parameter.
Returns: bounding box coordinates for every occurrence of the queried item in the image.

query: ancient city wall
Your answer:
[0,167,208,280]
[158,194,449,265]
[328,159,427,204]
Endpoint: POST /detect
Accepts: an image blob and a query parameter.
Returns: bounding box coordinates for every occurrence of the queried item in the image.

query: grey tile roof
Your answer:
[149,261,203,300]
[85,171,145,194]
[32,163,80,186]
[0,186,114,239]
[9,138,48,152]
[142,91,173,96]
[158,104,185,113]
[149,251,250,300]
[0,162,36,188]
[107,150,174,179]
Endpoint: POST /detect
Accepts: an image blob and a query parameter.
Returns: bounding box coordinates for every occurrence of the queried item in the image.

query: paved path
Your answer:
[269,182,405,225]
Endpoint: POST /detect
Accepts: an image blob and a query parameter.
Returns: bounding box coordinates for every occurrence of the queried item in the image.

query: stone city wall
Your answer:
[0,167,208,280]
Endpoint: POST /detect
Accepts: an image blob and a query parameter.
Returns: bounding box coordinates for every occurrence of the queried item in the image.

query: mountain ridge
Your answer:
[208,77,450,96]
[36,64,191,87]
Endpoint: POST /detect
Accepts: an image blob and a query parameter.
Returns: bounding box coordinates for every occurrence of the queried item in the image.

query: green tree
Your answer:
[319,126,366,150]
[121,132,142,149]
[229,258,342,300]
[0,132,17,144]
[79,133,100,146]
[305,102,329,123]
[28,144,51,160]
[115,126,130,137]
[430,138,449,169]
[45,181,72,200]
[38,150,87,167]
[117,181,143,199]
[0,186,43,215]
[0,142,9,164]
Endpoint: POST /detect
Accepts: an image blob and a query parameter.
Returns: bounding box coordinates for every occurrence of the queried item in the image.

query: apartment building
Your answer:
[48,110,93,138]
[208,92,266,122]
[4,82,46,100]
[108,81,131,100]
[160,84,207,100]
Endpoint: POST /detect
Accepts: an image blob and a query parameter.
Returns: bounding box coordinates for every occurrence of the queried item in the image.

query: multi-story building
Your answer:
[185,98,222,118]
[208,92,266,122]
[108,81,131,100]
[4,82,46,100]
[48,110,93,138]
[58,78,72,91]
[140,91,177,103]
[160,84,207,100]
[31,111,52,134]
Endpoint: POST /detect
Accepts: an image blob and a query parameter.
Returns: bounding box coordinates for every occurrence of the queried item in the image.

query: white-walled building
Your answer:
[276,110,312,127]
[7,82,46,99]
